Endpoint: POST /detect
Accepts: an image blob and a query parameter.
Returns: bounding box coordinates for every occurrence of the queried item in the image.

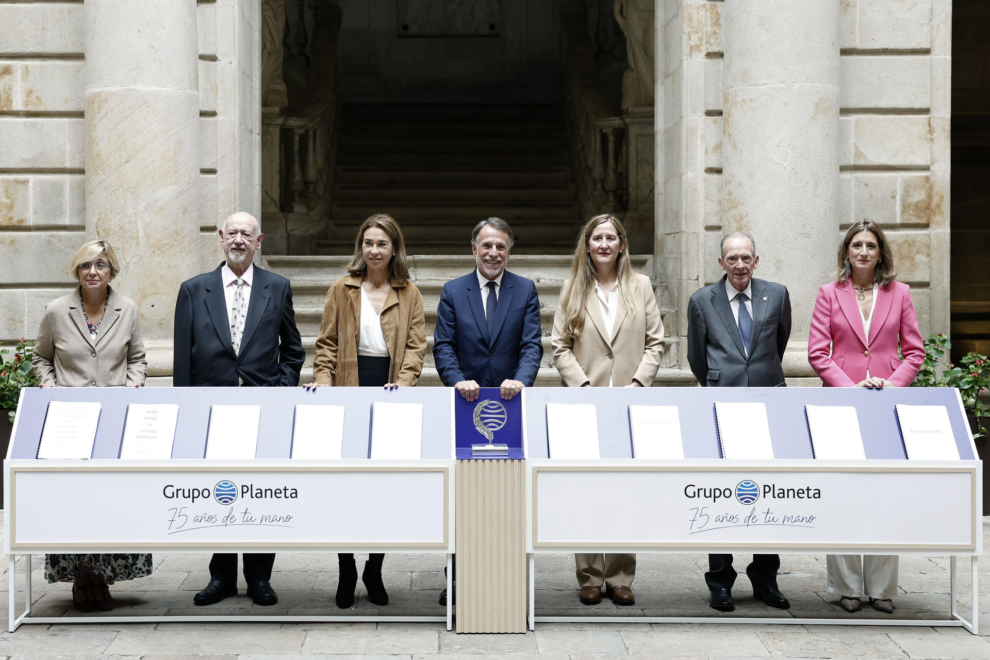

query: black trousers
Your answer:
[338,356,392,573]
[705,554,780,592]
[209,552,275,584]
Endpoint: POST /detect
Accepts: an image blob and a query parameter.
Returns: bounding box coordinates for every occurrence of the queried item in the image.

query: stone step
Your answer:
[313,239,578,256]
[341,152,570,169]
[343,103,564,123]
[295,364,697,387]
[341,121,567,137]
[330,203,580,223]
[339,135,568,154]
[334,167,574,187]
[265,254,652,285]
[294,334,680,373]
[332,185,577,206]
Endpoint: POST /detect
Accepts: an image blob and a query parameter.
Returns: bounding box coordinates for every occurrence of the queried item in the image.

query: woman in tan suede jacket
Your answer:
[307,213,426,610]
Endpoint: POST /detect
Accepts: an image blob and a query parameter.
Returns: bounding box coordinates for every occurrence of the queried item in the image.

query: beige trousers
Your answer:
[826,554,898,600]
[575,553,636,588]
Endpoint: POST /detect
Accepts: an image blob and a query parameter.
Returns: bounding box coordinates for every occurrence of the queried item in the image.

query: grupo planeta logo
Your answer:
[214,480,238,505]
[735,480,760,505]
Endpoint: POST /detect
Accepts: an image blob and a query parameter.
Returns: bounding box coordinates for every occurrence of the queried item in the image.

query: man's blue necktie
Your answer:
[735,292,752,355]
[485,281,497,338]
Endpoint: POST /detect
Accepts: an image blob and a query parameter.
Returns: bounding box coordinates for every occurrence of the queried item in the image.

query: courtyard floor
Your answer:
[0,513,988,659]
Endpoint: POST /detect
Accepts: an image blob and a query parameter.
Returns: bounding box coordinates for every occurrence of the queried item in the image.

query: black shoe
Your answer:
[193,579,237,606]
[753,583,790,610]
[709,587,735,612]
[246,580,278,606]
[439,586,456,606]
[336,561,358,609]
[362,563,389,606]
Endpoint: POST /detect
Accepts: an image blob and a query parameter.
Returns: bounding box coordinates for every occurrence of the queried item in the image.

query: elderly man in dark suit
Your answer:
[173,211,305,607]
[687,231,792,613]
[432,217,544,606]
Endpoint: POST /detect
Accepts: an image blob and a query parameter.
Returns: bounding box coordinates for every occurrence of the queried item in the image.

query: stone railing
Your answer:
[560,0,625,221]
[261,0,342,255]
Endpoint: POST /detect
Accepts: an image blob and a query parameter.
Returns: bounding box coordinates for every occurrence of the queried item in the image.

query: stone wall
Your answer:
[0,0,258,376]
[661,0,951,379]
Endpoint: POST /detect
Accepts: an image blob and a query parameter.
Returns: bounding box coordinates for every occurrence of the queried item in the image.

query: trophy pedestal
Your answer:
[471,443,508,455]
[455,459,527,633]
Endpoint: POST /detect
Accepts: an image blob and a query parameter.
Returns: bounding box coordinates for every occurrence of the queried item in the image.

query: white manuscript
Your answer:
[291,405,346,459]
[628,405,684,459]
[204,405,261,459]
[895,404,960,460]
[37,401,101,459]
[119,403,179,459]
[713,402,775,459]
[805,405,866,460]
[546,403,600,459]
[369,402,423,459]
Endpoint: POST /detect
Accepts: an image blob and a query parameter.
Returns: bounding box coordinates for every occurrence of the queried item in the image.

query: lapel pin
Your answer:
[762,297,767,301]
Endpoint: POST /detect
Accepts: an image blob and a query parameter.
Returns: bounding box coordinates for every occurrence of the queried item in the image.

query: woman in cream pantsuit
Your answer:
[550,214,664,607]
[808,220,925,614]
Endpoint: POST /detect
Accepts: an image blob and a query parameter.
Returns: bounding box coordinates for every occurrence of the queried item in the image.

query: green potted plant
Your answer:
[0,339,37,509]
[911,333,988,438]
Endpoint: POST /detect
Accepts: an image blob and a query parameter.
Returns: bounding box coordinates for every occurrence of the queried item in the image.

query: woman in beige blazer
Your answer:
[32,239,149,613]
[551,214,664,608]
[305,213,427,609]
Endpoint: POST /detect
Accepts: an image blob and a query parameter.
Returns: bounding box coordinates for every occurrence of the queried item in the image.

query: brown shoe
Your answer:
[607,585,636,606]
[92,582,115,611]
[579,586,602,605]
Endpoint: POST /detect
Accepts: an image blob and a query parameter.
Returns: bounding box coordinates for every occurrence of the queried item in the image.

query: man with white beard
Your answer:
[173,212,305,607]
[431,217,544,606]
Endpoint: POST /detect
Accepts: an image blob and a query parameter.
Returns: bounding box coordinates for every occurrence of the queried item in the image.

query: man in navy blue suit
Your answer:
[432,217,543,604]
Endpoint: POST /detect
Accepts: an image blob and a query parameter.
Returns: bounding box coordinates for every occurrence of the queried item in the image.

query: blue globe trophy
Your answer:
[471,399,509,455]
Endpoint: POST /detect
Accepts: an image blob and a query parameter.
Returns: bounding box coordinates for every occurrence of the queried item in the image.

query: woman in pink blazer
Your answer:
[808,220,925,614]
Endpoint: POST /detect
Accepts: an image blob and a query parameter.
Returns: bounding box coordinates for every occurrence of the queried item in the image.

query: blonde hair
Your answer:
[836,220,897,288]
[346,214,411,284]
[68,239,121,280]
[557,214,636,341]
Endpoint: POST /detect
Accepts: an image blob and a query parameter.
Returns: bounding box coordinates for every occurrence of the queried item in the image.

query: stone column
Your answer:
[84,0,200,344]
[721,0,840,354]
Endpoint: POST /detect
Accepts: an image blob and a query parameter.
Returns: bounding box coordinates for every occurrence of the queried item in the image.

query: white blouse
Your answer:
[357,285,390,358]
[859,284,878,378]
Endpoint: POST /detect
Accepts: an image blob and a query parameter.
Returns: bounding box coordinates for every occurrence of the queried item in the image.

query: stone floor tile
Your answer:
[410,571,447,590]
[304,626,440,654]
[314,569,412,591]
[0,629,118,656]
[243,655,411,660]
[417,655,568,660]
[280,621,378,630]
[105,628,306,655]
[179,570,317,592]
[622,629,771,656]
[534,629,628,655]
[107,571,189,592]
[141,656,236,660]
[439,630,539,654]
[757,630,909,658]
[887,630,990,658]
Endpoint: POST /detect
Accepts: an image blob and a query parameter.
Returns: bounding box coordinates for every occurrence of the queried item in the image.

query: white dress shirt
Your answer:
[221,262,254,323]
[725,278,753,325]
[477,270,503,316]
[357,285,390,357]
[726,278,754,356]
[594,281,620,387]
[858,284,878,377]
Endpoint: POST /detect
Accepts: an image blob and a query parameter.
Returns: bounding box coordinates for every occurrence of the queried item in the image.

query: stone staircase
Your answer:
[263,254,693,386]
[315,104,587,255]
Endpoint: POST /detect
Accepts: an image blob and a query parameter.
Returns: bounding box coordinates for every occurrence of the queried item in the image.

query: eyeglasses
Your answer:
[78,262,110,273]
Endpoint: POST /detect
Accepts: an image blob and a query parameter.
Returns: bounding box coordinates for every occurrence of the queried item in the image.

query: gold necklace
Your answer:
[852,285,872,302]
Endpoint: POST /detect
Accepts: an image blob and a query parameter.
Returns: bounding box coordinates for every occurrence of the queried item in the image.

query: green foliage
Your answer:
[911,333,989,438]
[0,339,38,425]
